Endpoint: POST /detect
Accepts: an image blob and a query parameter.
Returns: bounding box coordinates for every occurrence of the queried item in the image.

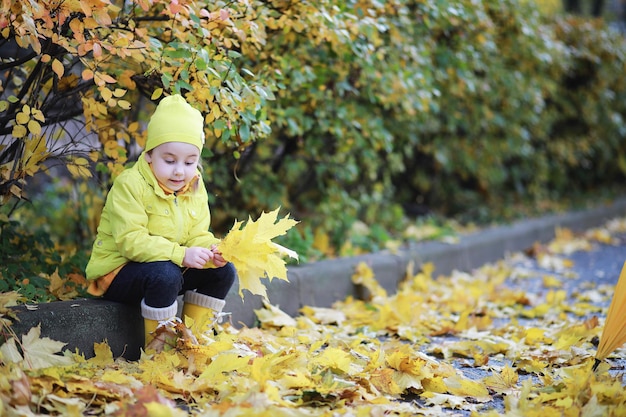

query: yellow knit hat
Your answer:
[145,94,205,152]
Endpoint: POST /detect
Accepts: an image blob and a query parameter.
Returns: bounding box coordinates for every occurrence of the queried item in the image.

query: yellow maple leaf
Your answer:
[554,332,584,351]
[254,302,297,328]
[444,374,490,399]
[365,368,401,396]
[484,365,518,395]
[278,370,315,390]
[144,401,187,417]
[100,369,141,387]
[250,352,293,386]
[591,379,625,404]
[517,358,549,374]
[312,347,353,374]
[543,274,563,288]
[138,351,180,385]
[197,352,250,385]
[300,306,346,325]
[0,325,74,369]
[524,327,553,346]
[218,208,299,299]
[88,342,114,366]
[386,348,426,376]
[0,291,24,312]
[422,392,468,409]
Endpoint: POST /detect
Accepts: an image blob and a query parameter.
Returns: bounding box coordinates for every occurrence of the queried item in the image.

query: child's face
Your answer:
[145,142,200,192]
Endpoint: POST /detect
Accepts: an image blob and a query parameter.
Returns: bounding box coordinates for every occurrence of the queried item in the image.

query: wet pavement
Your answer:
[417,230,626,415]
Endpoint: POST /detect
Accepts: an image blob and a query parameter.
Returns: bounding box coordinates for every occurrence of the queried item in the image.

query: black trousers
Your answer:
[102,261,236,308]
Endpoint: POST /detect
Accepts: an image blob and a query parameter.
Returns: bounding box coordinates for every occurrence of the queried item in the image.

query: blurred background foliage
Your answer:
[1,0,626,301]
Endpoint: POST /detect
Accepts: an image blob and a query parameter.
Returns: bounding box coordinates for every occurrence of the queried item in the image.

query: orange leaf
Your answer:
[82,68,94,80]
[51,59,64,78]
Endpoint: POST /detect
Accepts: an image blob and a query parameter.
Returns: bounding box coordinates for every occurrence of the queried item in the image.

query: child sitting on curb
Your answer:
[85,94,236,351]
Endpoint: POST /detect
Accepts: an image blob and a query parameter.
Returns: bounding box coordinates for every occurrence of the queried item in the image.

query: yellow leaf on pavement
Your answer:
[370,368,404,396]
[312,347,353,374]
[198,353,250,384]
[144,401,187,417]
[254,302,297,328]
[444,374,490,399]
[484,365,518,395]
[422,392,468,409]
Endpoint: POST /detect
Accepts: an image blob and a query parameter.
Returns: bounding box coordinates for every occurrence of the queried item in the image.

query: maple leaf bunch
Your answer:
[217,208,299,300]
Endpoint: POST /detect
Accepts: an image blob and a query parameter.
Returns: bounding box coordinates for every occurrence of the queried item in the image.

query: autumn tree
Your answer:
[2,0,625,256]
[0,0,274,208]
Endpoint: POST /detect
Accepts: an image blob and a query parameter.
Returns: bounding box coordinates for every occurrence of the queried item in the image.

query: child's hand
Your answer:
[183,246,213,269]
[210,244,227,268]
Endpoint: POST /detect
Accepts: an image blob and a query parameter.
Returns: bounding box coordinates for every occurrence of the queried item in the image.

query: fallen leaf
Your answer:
[2,325,73,369]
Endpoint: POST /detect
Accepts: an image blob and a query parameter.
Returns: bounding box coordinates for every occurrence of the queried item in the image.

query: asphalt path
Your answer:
[571,237,626,286]
[412,230,626,415]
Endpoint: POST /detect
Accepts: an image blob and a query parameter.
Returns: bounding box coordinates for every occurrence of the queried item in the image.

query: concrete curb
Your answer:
[8,197,626,360]
[7,299,144,360]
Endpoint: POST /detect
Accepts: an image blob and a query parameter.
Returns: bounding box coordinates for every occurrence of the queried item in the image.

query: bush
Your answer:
[0,217,90,302]
[216,0,626,246]
[2,0,626,304]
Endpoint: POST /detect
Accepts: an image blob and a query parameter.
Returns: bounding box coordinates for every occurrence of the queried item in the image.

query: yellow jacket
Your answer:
[85,154,219,287]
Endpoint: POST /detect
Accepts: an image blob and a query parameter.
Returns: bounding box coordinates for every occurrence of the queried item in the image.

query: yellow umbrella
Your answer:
[593,260,626,371]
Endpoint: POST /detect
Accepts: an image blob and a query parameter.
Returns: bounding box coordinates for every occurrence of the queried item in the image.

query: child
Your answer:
[85,94,236,350]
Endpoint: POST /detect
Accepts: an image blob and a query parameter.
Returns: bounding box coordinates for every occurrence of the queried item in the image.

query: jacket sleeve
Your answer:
[108,174,187,266]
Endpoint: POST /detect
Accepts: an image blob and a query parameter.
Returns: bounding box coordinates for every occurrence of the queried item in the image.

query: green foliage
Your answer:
[545,17,626,189]
[0,217,90,302]
[3,0,626,304]
[0,178,95,302]
[275,225,322,265]
[16,178,104,251]
[219,0,626,234]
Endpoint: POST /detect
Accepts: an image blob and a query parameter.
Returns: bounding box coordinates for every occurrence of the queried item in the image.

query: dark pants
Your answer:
[102,261,237,308]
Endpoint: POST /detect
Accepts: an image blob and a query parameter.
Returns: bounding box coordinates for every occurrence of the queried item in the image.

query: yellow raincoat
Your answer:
[85,153,219,295]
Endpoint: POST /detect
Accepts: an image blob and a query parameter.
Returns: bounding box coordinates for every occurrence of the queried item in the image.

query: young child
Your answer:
[85,94,236,350]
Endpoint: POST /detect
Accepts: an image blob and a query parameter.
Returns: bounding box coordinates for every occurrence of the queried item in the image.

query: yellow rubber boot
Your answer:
[141,299,179,351]
[182,291,226,340]
[144,318,159,345]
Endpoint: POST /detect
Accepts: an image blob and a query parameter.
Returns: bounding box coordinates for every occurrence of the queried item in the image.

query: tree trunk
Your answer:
[564,0,583,14]
[591,0,605,16]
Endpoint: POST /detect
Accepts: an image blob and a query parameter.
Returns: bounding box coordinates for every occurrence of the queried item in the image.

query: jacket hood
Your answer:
[136,152,169,199]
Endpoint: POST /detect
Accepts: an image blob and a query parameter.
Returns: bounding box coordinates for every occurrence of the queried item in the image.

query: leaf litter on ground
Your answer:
[2,217,626,416]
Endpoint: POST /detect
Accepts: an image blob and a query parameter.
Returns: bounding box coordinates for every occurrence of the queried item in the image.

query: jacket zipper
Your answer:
[173,192,183,242]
